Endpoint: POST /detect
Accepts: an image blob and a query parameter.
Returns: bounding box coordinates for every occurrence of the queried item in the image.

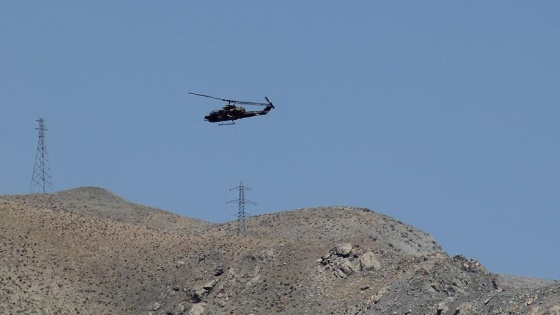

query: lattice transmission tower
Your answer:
[228,181,255,237]
[30,118,53,193]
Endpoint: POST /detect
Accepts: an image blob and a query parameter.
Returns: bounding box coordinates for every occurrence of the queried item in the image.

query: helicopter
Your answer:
[189,92,275,125]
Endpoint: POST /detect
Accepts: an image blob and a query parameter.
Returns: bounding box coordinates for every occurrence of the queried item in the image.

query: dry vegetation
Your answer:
[1,187,558,314]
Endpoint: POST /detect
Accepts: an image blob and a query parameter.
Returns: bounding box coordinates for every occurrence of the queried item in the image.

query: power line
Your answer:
[30,118,52,193]
[228,181,255,237]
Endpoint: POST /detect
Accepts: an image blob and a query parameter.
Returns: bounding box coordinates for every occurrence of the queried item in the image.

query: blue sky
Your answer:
[1,2,559,280]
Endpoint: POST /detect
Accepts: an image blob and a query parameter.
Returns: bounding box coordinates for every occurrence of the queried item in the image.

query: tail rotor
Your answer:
[265,97,275,108]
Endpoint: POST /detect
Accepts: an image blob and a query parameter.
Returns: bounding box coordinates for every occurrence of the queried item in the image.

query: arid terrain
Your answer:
[1,187,558,314]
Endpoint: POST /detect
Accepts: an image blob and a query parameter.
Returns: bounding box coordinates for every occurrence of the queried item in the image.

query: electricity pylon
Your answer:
[228,181,255,237]
[30,118,53,193]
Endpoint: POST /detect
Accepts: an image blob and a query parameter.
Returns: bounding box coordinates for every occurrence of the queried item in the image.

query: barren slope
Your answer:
[4,187,212,234]
[1,190,558,314]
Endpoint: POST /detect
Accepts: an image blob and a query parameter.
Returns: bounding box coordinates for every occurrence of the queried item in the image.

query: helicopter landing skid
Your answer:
[218,121,236,126]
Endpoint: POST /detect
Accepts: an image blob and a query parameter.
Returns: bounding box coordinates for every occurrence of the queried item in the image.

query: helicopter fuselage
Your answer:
[190,92,274,125]
[204,104,274,124]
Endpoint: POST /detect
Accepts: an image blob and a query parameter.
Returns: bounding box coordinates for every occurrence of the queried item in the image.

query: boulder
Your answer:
[455,302,474,314]
[358,251,381,271]
[339,259,355,276]
[187,303,206,315]
[151,302,161,311]
[334,268,348,279]
[333,243,353,257]
[173,303,186,314]
[202,279,218,291]
[193,279,219,301]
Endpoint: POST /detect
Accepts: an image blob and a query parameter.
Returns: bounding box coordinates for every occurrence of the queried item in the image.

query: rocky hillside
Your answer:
[4,187,212,234]
[0,188,558,314]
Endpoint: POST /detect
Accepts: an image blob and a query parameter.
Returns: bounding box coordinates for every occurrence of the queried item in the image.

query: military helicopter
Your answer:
[190,92,275,125]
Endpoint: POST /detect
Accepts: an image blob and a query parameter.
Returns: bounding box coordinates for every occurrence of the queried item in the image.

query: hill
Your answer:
[0,188,558,314]
[4,187,213,234]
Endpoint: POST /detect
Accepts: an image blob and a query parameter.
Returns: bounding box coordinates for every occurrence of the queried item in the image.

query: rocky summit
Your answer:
[0,187,558,314]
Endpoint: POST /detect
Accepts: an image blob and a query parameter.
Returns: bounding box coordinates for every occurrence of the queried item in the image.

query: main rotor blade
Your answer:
[189,92,231,102]
[235,100,269,106]
[190,92,271,106]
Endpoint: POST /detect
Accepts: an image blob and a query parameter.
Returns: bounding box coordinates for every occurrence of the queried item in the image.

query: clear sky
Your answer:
[1,2,559,280]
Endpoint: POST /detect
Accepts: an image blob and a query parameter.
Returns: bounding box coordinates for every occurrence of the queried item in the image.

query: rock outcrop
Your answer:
[319,243,382,279]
